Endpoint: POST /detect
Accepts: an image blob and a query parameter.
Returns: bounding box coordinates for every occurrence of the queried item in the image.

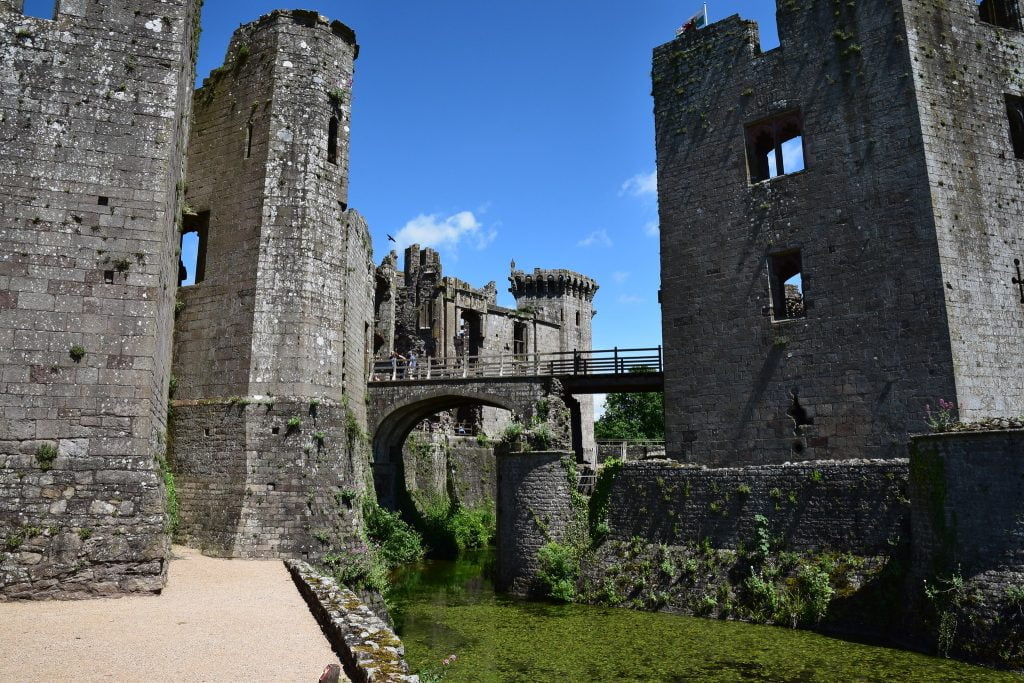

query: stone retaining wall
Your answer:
[286,560,417,682]
[606,459,909,554]
[908,430,1024,669]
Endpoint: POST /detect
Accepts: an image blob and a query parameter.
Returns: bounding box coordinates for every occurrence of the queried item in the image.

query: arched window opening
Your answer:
[327,116,339,165]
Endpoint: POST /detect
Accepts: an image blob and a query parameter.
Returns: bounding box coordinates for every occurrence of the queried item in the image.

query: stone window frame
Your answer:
[1005,93,1024,159]
[744,110,805,184]
[766,249,806,323]
[978,0,1022,30]
[18,0,57,20]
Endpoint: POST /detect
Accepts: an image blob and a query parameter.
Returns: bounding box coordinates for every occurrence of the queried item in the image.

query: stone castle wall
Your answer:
[170,400,369,560]
[902,0,1024,419]
[0,0,200,598]
[655,3,958,465]
[605,460,908,554]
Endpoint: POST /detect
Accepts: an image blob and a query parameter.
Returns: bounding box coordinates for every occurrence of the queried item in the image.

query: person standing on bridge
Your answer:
[408,350,418,378]
[389,351,406,380]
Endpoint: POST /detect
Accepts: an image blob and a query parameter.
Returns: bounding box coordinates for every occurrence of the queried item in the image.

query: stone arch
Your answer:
[369,387,535,508]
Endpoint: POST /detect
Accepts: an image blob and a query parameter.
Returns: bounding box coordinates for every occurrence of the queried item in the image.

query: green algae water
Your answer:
[389,551,1021,682]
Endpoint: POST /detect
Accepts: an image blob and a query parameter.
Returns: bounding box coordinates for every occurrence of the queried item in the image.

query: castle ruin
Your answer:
[655,0,1023,465]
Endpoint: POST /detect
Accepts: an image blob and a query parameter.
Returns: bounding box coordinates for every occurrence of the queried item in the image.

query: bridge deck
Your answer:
[369,347,663,394]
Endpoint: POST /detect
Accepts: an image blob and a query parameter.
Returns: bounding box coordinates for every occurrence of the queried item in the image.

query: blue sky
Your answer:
[187,2,780,359]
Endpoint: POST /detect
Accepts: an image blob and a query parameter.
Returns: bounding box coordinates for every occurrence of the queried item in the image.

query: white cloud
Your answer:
[393,210,496,254]
[578,229,612,248]
[612,271,630,284]
[620,170,657,197]
[644,220,659,237]
[618,294,645,304]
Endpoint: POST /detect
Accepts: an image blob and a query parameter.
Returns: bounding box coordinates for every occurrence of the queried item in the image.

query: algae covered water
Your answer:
[389,551,1021,682]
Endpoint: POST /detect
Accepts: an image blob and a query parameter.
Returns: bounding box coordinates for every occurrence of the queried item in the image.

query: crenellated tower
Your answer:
[510,268,599,459]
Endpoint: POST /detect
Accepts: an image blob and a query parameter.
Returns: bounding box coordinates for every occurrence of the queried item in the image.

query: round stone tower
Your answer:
[509,268,599,463]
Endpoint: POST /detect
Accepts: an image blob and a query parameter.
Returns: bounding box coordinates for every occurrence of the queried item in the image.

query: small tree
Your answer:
[594,391,664,440]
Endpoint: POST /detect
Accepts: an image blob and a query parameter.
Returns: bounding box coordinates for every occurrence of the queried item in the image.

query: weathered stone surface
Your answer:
[655,1,1023,466]
[170,399,370,561]
[908,430,1024,668]
[286,559,418,683]
[0,0,201,599]
[606,459,909,554]
[495,450,575,595]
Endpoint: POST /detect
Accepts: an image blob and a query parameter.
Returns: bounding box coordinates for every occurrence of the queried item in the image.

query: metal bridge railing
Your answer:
[369,346,662,383]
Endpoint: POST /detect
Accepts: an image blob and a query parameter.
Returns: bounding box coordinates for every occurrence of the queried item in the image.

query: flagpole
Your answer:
[703,2,708,26]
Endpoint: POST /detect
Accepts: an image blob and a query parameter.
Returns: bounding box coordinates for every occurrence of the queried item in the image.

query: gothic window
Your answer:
[745,112,805,183]
[1006,94,1024,158]
[767,250,805,321]
[327,116,339,165]
[979,0,1022,30]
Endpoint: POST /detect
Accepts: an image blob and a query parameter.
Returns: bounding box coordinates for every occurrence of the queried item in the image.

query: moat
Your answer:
[390,551,1020,682]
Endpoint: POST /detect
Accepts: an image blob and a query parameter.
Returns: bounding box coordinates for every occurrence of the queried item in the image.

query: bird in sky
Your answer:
[387,234,396,242]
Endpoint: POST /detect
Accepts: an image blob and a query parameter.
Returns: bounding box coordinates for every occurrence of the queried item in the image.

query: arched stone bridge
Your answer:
[365,347,663,507]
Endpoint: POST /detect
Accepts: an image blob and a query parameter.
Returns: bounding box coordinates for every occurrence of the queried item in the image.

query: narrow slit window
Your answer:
[767,250,805,321]
[327,116,339,165]
[21,0,56,19]
[575,310,581,326]
[745,111,805,183]
[979,0,1022,30]
[180,211,210,286]
[244,121,253,159]
[1006,94,1024,158]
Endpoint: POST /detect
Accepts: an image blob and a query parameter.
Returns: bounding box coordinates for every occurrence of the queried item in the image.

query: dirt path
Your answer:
[0,546,343,682]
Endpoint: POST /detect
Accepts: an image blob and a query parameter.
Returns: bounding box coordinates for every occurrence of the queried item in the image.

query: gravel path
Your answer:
[0,546,344,682]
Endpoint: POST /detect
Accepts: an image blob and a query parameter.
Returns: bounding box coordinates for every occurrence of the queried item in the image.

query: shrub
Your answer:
[537,541,578,602]
[35,443,57,471]
[287,416,302,431]
[363,500,424,568]
[798,564,834,623]
[69,345,86,362]
[499,421,524,444]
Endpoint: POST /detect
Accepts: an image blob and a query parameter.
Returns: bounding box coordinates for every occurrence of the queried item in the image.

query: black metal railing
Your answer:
[369,346,662,382]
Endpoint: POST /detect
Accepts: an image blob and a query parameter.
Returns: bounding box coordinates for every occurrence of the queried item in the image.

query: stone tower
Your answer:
[169,11,374,560]
[509,268,599,458]
[0,0,201,597]
[655,0,1023,466]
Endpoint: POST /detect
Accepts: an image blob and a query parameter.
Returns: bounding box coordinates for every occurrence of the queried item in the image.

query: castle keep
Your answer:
[655,0,1023,465]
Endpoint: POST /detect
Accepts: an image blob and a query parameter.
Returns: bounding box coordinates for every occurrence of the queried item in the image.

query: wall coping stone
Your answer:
[622,458,909,471]
[285,560,418,683]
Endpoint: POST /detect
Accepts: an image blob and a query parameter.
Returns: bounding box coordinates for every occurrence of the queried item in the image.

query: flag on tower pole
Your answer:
[676,4,708,36]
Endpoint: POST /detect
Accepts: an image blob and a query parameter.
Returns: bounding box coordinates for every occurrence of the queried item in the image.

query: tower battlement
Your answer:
[509,268,599,302]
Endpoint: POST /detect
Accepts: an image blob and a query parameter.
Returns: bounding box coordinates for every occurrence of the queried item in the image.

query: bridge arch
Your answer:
[368,381,547,507]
